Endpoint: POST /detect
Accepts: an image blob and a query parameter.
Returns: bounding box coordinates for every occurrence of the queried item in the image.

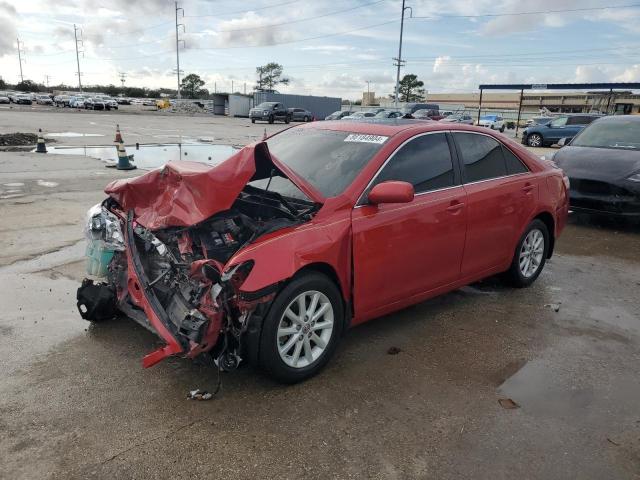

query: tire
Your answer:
[284,115,290,124]
[259,272,344,383]
[268,115,274,124]
[303,116,309,122]
[251,118,256,124]
[505,219,549,288]
[500,125,505,133]
[526,133,543,148]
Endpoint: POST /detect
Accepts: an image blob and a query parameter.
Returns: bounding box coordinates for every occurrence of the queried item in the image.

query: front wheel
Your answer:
[500,125,505,133]
[505,219,549,287]
[268,115,274,124]
[251,118,256,123]
[303,116,309,122]
[259,272,344,383]
[527,133,543,147]
[284,115,290,124]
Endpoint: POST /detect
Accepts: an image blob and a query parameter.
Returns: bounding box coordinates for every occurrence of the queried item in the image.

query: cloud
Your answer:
[0,4,16,56]
[213,12,295,47]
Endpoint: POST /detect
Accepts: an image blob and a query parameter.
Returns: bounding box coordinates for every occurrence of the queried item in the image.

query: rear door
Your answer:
[352,132,467,318]
[452,132,537,278]
[545,116,570,143]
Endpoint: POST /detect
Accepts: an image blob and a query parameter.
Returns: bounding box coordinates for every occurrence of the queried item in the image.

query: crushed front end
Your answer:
[76,147,318,370]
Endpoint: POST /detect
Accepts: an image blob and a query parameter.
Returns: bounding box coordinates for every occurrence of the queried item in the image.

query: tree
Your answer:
[396,74,425,102]
[255,62,289,92]
[0,78,6,89]
[180,73,207,99]
[15,80,42,92]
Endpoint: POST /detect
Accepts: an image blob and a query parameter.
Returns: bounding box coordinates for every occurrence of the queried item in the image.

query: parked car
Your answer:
[374,110,404,119]
[69,96,86,108]
[77,120,568,383]
[553,115,640,217]
[525,116,554,127]
[0,94,9,104]
[402,103,440,116]
[288,108,313,122]
[325,110,353,120]
[408,109,435,120]
[441,114,474,125]
[102,97,118,110]
[15,94,33,105]
[143,99,156,106]
[521,113,602,147]
[36,94,53,105]
[54,95,71,107]
[342,111,377,119]
[130,98,143,105]
[116,97,131,105]
[250,102,291,124]
[85,98,106,110]
[478,115,505,132]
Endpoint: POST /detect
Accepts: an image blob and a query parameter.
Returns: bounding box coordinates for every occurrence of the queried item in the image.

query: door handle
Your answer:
[446,200,464,213]
[522,183,534,193]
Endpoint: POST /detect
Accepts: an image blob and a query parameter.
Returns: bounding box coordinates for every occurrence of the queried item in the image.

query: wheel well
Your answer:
[295,263,350,327]
[534,212,555,258]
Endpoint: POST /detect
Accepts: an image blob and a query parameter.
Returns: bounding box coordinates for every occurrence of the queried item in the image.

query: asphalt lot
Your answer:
[0,108,638,479]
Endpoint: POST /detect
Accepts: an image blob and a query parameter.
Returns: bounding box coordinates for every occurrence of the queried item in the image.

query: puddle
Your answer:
[37,180,59,188]
[46,132,105,138]
[42,143,239,170]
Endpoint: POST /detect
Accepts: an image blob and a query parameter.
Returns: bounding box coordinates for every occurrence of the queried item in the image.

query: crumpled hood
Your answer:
[105,142,272,230]
[555,145,640,183]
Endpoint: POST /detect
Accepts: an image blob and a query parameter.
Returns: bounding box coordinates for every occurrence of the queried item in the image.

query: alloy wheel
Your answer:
[519,229,545,278]
[527,134,542,147]
[277,290,334,369]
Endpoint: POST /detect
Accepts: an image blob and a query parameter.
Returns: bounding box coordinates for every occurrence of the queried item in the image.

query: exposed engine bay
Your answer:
[78,181,318,372]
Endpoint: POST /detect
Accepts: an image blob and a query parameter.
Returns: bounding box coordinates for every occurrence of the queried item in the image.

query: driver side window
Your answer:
[369,133,455,197]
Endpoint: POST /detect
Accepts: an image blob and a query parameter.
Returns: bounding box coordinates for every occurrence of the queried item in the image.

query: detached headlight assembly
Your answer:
[84,203,125,251]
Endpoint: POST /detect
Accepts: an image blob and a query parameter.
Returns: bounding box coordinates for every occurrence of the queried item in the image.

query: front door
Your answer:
[351,132,467,321]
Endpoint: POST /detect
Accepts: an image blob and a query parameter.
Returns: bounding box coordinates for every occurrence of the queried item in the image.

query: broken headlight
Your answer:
[84,203,125,251]
[221,260,255,290]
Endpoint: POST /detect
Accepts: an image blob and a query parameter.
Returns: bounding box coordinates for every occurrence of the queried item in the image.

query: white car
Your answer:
[342,111,376,120]
[101,97,118,110]
[36,95,53,105]
[69,96,86,108]
[477,114,505,132]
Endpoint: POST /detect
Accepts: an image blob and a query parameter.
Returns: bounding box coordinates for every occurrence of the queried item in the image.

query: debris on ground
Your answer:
[387,346,402,355]
[0,133,40,146]
[544,303,561,312]
[606,437,620,446]
[166,102,210,114]
[187,389,213,401]
[498,398,520,409]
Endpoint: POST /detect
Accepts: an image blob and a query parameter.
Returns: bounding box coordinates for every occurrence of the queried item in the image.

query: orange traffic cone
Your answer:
[114,124,123,144]
[36,128,47,153]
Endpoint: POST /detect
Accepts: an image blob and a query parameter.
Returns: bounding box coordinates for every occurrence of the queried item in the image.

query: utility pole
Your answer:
[16,38,25,83]
[175,2,185,99]
[365,80,371,105]
[44,75,51,88]
[393,0,411,108]
[119,72,127,88]
[73,24,83,92]
[231,80,234,93]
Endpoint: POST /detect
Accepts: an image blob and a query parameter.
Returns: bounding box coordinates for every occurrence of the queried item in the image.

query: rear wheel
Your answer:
[499,125,505,133]
[303,116,309,122]
[251,118,256,124]
[268,115,274,124]
[527,133,543,147]
[506,219,549,287]
[259,272,344,383]
[284,115,290,124]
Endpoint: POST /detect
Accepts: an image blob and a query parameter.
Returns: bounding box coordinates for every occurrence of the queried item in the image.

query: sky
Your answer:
[1,0,640,99]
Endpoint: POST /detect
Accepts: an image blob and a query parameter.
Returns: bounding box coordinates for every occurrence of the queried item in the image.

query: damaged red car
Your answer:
[77,120,569,383]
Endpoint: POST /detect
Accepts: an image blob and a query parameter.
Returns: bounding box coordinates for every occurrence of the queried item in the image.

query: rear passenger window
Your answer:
[453,133,507,182]
[502,146,529,174]
[372,133,455,194]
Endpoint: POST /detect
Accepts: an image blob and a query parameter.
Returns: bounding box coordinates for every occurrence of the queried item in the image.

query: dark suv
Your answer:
[521,113,602,147]
[249,102,291,124]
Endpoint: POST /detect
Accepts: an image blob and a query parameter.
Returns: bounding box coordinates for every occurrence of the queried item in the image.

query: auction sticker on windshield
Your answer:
[344,134,389,144]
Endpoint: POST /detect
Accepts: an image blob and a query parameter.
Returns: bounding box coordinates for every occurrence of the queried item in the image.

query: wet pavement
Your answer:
[0,109,639,479]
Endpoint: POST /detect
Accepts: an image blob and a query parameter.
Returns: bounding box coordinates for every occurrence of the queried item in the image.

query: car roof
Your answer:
[297,118,457,136]
[590,114,640,123]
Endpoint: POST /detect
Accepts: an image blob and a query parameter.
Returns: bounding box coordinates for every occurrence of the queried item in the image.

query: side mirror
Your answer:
[557,137,569,147]
[368,181,415,205]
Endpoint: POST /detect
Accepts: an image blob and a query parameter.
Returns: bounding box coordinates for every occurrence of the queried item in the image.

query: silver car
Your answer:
[287,107,313,122]
[441,114,474,125]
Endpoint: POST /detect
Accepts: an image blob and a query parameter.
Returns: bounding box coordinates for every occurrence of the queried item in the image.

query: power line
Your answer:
[412,3,640,19]
[199,0,385,33]
[185,0,302,18]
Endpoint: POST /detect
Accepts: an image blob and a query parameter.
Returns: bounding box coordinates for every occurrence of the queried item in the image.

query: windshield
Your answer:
[481,115,497,120]
[256,102,276,108]
[571,119,640,150]
[266,128,387,197]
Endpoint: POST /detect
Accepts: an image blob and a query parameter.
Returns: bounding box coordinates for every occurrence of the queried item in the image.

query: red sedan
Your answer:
[78,120,569,383]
